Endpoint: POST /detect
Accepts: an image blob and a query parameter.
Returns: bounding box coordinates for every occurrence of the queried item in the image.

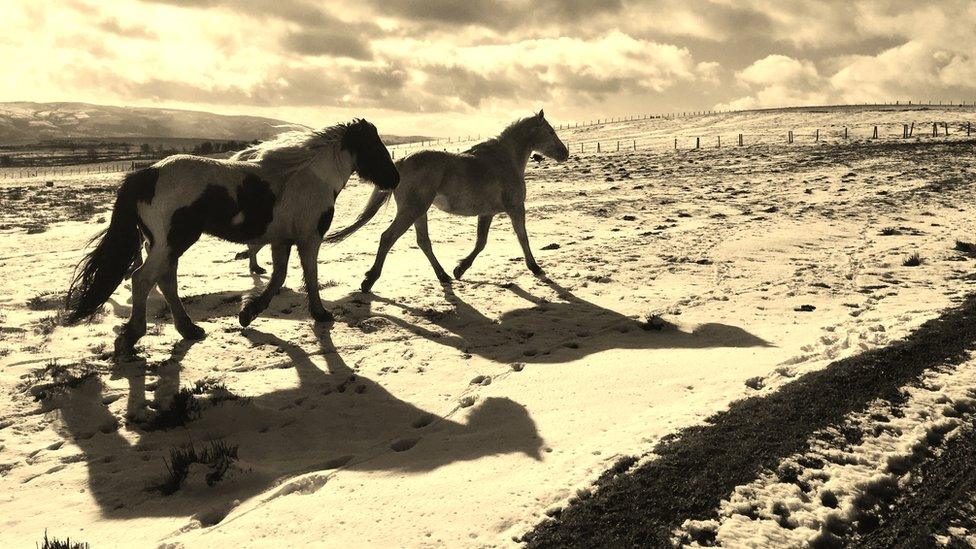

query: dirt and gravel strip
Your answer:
[853,420,976,549]
[521,294,976,548]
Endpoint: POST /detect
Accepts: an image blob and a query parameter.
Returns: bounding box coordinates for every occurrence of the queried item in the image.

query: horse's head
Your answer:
[528,109,569,162]
[342,119,400,190]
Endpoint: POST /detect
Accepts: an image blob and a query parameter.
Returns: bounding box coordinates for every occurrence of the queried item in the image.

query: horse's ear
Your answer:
[537,109,545,118]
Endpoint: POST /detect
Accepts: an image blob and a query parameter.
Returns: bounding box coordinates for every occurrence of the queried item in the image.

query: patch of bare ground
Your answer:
[522,293,976,548]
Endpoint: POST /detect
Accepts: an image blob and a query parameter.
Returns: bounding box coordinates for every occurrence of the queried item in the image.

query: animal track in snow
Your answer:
[390,438,419,452]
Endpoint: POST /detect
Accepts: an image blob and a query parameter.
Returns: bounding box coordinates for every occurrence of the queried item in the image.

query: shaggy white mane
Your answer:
[231,124,348,177]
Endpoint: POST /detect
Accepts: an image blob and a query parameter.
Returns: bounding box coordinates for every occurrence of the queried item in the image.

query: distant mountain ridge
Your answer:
[0,102,425,145]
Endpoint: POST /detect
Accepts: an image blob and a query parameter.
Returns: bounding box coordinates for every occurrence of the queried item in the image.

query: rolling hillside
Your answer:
[0,102,426,145]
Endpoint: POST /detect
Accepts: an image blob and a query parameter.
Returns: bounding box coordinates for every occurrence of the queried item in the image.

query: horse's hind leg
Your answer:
[157,260,205,340]
[239,242,290,327]
[362,199,431,293]
[297,238,333,323]
[454,214,493,280]
[248,244,266,275]
[414,214,451,284]
[235,244,266,275]
[115,245,167,357]
[126,239,148,279]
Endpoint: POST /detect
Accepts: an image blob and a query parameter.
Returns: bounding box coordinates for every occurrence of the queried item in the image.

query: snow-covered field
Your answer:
[2,106,976,547]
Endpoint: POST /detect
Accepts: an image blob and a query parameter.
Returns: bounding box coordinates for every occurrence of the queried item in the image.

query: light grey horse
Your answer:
[63,120,399,356]
[326,110,569,292]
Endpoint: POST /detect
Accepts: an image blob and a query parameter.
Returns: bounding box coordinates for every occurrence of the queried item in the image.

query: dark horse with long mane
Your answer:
[62,120,399,356]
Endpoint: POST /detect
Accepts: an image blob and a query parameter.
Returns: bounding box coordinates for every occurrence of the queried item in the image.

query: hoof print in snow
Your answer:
[390,438,419,452]
[469,375,491,386]
[412,414,436,429]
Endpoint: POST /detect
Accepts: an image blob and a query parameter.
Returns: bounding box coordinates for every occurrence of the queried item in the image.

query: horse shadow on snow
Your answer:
[350,277,771,364]
[55,325,542,521]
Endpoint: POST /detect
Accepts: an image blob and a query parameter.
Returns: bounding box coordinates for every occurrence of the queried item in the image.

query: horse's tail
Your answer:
[323,187,393,244]
[62,169,155,324]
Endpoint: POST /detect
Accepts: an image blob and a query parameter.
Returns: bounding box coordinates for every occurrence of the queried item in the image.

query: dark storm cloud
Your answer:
[281,28,374,60]
[98,17,157,39]
[365,0,624,30]
[144,0,331,25]
[421,64,536,107]
[143,0,382,60]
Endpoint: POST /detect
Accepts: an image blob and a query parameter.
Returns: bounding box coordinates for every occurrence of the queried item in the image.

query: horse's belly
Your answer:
[432,192,501,216]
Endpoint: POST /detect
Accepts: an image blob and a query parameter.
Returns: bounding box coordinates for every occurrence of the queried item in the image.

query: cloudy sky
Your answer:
[4,1,976,136]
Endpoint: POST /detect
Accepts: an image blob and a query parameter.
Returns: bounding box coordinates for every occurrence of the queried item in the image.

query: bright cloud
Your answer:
[4,1,976,136]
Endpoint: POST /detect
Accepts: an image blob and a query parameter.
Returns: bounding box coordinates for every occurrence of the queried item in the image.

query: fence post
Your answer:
[633,140,636,151]
[674,138,677,150]
[844,127,848,139]
[597,142,601,153]
[717,136,721,148]
[616,140,619,152]
[873,126,878,139]
[695,137,700,149]
[788,130,793,144]
[738,133,743,146]
[944,122,950,136]
[815,129,820,142]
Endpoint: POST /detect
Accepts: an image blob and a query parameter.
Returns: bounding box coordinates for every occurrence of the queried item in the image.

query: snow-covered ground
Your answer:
[2,106,976,547]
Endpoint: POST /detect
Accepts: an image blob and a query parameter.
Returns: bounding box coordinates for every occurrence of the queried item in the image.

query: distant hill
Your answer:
[0,102,426,145]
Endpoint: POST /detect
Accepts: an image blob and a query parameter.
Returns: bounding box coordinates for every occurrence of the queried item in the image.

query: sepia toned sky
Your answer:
[4,1,976,136]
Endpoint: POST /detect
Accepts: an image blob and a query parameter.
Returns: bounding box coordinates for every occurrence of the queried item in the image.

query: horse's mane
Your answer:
[465,116,538,155]
[231,123,354,177]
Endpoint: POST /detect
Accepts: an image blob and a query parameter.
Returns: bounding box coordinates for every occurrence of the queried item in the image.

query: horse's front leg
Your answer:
[239,242,290,327]
[297,238,333,323]
[507,204,544,276]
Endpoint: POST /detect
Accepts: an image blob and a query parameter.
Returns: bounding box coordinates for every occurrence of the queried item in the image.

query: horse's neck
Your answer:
[294,147,353,195]
[492,128,534,177]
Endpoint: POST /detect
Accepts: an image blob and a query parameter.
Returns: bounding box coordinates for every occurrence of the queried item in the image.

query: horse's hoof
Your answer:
[238,305,257,327]
[360,277,375,293]
[437,271,452,284]
[529,264,545,276]
[177,322,206,340]
[250,265,267,275]
[113,335,137,361]
[453,263,468,280]
[311,308,334,323]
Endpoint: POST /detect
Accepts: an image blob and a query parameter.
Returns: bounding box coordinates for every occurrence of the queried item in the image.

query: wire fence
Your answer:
[0,160,147,181]
[386,105,976,158]
[5,103,976,181]
[387,101,976,153]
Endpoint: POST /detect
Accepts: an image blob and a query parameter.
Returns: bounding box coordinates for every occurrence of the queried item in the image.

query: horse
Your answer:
[325,110,569,293]
[62,119,399,357]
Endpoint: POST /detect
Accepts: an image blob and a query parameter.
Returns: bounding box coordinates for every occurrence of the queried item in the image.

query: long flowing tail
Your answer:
[324,187,392,243]
[62,169,155,324]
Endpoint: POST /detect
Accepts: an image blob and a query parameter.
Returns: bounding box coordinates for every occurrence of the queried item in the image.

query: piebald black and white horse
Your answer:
[327,110,569,292]
[63,120,399,356]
